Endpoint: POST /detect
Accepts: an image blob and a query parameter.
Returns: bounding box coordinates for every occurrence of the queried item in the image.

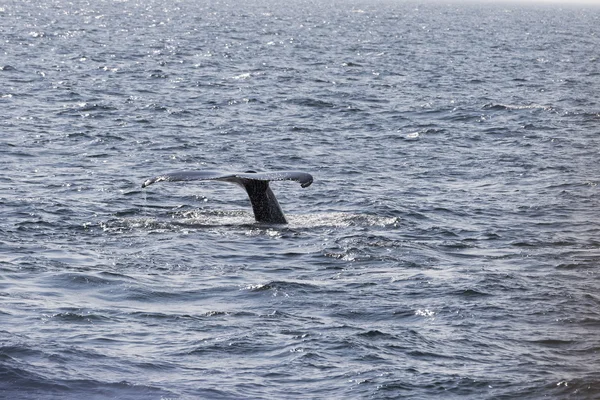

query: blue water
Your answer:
[1,0,600,398]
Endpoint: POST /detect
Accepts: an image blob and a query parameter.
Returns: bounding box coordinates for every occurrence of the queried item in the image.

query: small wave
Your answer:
[48,272,127,288]
[482,103,554,112]
[453,288,491,297]
[148,69,168,79]
[356,330,398,340]
[287,213,400,228]
[41,311,112,324]
[286,97,336,108]
[241,280,323,297]
[231,72,252,80]
[174,209,255,226]
[56,102,118,118]
[122,286,195,302]
[78,103,118,112]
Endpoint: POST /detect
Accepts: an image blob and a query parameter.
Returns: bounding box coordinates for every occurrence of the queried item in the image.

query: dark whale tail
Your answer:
[141,170,313,224]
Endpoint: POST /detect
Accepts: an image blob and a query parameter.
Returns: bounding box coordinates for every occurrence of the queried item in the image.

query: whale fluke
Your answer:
[141,170,313,224]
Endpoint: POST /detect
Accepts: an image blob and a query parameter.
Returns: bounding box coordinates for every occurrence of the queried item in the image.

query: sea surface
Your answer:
[1,0,600,398]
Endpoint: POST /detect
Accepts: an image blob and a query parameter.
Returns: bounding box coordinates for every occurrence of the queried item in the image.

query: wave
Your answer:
[482,103,555,112]
[0,367,173,400]
[286,97,336,108]
[100,211,400,234]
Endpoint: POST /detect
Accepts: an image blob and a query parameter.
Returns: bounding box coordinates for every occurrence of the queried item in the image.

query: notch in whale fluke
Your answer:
[141,170,313,224]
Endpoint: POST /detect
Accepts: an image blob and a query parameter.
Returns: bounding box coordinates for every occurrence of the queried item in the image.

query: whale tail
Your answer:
[141,170,313,224]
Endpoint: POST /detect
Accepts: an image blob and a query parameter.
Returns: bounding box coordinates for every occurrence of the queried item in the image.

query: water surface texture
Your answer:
[1,0,600,398]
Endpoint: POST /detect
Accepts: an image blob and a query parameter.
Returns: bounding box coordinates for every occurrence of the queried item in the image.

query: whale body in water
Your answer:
[142,170,313,224]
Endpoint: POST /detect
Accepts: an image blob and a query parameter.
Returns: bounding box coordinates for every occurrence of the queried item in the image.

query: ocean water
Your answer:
[1,0,600,398]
